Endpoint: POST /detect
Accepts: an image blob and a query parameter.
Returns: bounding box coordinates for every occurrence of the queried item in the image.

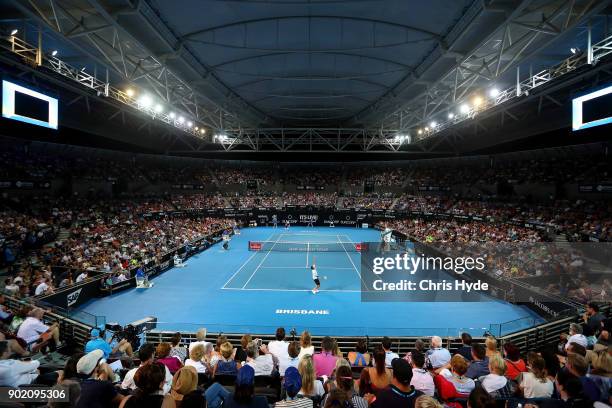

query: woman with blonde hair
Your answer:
[485,336,500,359]
[298,354,325,397]
[480,354,516,398]
[414,395,443,408]
[184,343,208,373]
[298,331,314,360]
[213,341,240,376]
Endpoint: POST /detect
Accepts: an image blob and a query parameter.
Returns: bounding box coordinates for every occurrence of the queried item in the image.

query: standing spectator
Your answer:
[517,352,553,398]
[274,366,312,407]
[268,328,289,365]
[298,331,314,360]
[157,342,183,374]
[466,343,490,379]
[76,349,124,408]
[313,336,338,377]
[119,362,175,408]
[382,337,399,368]
[456,333,473,361]
[297,355,325,398]
[0,340,39,387]
[426,336,451,369]
[366,358,423,408]
[348,338,370,367]
[410,352,434,397]
[584,302,604,334]
[169,332,187,363]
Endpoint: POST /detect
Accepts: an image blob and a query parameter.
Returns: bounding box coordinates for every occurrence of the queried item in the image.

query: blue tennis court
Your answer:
[78,226,544,337]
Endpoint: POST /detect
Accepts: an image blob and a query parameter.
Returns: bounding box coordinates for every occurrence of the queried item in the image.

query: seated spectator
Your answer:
[537,369,592,408]
[457,333,473,361]
[414,395,443,408]
[298,331,314,360]
[85,328,132,359]
[485,336,500,359]
[275,366,313,407]
[565,353,601,401]
[517,352,553,398]
[313,336,338,377]
[565,323,588,351]
[47,352,83,408]
[361,348,392,394]
[204,365,268,408]
[157,342,183,374]
[235,334,251,363]
[76,349,124,408]
[587,348,612,400]
[188,328,209,353]
[348,338,370,367]
[540,348,561,381]
[122,343,172,394]
[321,365,368,408]
[214,341,240,376]
[268,327,289,364]
[169,332,187,363]
[17,308,61,350]
[278,341,299,377]
[366,358,423,408]
[170,366,198,408]
[184,343,209,374]
[0,340,39,387]
[467,386,496,408]
[180,390,206,408]
[466,343,489,379]
[410,352,434,397]
[119,362,175,408]
[323,389,351,408]
[298,354,325,398]
[405,338,427,363]
[436,354,475,399]
[503,342,527,381]
[382,336,399,368]
[9,305,30,332]
[426,336,451,369]
[245,340,274,376]
[478,354,515,399]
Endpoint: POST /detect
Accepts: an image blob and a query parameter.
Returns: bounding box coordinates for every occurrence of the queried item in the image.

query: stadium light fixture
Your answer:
[178,116,185,124]
[430,121,437,128]
[417,129,423,135]
[154,104,163,113]
[187,121,193,128]
[51,50,58,57]
[424,126,430,131]
[126,88,135,97]
[200,129,206,135]
[570,47,580,55]
[489,88,500,98]
[169,112,176,119]
[138,94,152,107]
[460,104,470,114]
[473,96,483,107]
[10,29,18,36]
[448,113,454,119]
[195,126,199,131]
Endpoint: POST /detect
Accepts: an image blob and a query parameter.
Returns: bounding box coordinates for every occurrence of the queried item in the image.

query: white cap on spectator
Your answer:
[77,349,104,376]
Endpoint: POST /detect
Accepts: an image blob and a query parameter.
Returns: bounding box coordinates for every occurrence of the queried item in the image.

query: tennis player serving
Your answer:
[311,258,320,294]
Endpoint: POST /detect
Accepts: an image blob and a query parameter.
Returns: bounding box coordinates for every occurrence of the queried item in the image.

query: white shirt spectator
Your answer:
[121,363,172,394]
[298,346,314,360]
[384,350,399,368]
[410,368,434,396]
[76,273,88,283]
[188,341,211,353]
[0,359,40,387]
[269,339,289,372]
[34,282,49,296]
[247,354,274,376]
[566,334,588,350]
[17,317,49,344]
[480,373,508,394]
[185,359,207,374]
[4,283,19,295]
[279,356,300,377]
[520,372,553,398]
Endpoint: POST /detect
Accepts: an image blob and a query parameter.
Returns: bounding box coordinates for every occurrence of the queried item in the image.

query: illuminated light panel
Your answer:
[572,85,612,131]
[2,80,58,129]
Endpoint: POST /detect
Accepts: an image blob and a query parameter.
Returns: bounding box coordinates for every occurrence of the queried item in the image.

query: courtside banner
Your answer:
[360,241,612,305]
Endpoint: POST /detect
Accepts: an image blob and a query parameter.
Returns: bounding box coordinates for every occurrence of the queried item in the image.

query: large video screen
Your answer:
[572,84,612,131]
[1,80,58,129]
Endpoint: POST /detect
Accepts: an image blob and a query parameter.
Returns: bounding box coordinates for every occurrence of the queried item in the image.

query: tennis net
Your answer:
[248,241,367,252]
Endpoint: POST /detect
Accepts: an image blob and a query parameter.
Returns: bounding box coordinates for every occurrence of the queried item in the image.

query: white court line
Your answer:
[258,266,354,270]
[222,287,362,293]
[221,231,277,288]
[241,234,283,289]
[338,234,368,289]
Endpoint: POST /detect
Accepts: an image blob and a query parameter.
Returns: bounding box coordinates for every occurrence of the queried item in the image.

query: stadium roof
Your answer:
[0,0,611,156]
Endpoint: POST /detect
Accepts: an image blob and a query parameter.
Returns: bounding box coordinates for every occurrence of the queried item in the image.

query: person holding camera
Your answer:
[245,339,274,376]
[85,328,133,359]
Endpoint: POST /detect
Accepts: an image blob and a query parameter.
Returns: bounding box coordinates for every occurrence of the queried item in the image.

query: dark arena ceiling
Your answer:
[0,0,612,157]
